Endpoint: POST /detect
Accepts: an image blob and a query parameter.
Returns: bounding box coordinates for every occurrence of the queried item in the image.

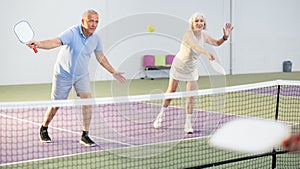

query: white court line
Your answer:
[0,112,134,166]
[0,134,208,167]
[0,110,212,166]
[2,89,299,167]
[1,109,298,167]
[0,113,132,146]
[0,111,209,166]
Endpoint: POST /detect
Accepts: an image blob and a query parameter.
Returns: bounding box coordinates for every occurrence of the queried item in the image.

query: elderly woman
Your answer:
[153,12,233,133]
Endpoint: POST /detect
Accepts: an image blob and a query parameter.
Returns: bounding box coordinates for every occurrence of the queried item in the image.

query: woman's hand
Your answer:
[223,23,233,40]
[207,52,215,61]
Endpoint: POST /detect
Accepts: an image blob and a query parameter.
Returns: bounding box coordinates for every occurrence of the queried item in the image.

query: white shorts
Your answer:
[51,74,91,100]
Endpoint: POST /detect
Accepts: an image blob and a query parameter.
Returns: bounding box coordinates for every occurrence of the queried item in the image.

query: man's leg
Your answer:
[78,92,92,132]
[40,107,59,142]
[40,74,72,143]
[75,75,96,147]
[77,92,96,146]
[42,107,59,127]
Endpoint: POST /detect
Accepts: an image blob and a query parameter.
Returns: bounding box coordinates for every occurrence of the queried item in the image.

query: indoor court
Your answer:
[1,0,300,168]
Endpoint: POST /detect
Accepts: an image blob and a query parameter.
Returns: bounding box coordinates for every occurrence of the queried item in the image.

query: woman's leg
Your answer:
[153,77,179,128]
[184,81,198,133]
[162,77,179,107]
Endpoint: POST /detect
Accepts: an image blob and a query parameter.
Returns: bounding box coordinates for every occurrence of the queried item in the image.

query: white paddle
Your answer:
[209,118,290,153]
[13,20,38,53]
[210,60,225,75]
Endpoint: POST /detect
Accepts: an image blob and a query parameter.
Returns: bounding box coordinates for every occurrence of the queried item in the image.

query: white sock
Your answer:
[186,114,192,123]
[159,107,167,116]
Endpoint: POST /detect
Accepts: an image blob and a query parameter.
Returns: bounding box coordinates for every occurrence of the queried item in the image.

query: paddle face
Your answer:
[210,60,225,75]
[14,20,34,43]
[209,118,290,153]
[13,20,38,53]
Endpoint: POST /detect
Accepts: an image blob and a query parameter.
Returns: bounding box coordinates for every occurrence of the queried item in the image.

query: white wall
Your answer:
[87,0,230,82]
[1,0,107,85]
[0,0,299,85]
[232,0,300,74]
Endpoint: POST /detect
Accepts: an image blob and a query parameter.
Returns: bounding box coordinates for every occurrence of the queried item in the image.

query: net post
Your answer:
[275,84,281,120]
[272,84,281,169]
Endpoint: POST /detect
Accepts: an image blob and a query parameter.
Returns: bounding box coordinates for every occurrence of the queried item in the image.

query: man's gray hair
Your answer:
[82,9,98,18]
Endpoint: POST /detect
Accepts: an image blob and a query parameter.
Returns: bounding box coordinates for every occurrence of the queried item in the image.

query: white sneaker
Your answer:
[184,121,194,134]
[153,113,164,129]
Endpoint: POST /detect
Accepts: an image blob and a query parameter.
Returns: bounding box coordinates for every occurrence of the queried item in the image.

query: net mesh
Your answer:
[1,80,300,169]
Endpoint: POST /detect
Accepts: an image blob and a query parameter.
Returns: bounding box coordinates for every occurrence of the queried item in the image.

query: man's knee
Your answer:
[79,92,92,99]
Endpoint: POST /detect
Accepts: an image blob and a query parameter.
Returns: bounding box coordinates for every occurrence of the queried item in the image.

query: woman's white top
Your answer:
[170,30,206,81]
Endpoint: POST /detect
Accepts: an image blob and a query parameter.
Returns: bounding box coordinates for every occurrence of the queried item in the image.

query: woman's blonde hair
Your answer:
[188,12,206,30]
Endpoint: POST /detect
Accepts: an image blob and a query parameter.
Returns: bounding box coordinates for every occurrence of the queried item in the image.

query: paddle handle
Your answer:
[32,45,38,53]
[282,134,300,147]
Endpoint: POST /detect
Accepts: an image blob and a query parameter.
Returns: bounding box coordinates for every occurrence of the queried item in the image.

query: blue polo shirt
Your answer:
[54,25,102,79]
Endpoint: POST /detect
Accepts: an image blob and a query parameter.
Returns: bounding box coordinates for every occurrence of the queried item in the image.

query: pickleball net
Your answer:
[1,80,299,168]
